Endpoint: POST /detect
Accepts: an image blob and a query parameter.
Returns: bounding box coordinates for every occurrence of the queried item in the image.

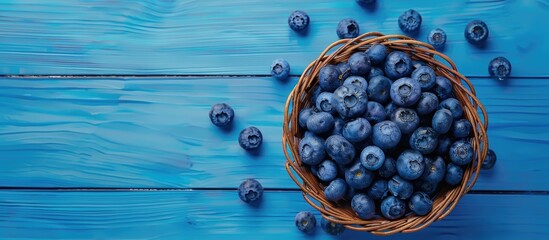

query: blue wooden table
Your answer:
[1,0,548,239]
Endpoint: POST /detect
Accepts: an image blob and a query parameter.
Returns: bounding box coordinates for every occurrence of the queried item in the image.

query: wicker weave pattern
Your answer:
[282,32,489,235]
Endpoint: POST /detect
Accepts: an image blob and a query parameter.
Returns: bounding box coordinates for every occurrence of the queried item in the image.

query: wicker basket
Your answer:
[282,32,489,235]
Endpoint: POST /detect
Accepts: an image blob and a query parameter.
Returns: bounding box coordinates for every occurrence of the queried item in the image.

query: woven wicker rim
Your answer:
[282,32,489,235]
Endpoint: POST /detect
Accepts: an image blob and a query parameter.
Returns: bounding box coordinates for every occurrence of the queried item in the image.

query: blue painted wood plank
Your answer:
[0,0,546,76]
[0,190,547,239]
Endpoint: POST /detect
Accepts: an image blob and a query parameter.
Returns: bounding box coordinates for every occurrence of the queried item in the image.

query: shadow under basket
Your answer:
[282,32,489,235]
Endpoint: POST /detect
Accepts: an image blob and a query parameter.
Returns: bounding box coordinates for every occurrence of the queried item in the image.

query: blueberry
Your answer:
[349,52,372,76]
[438,98,463,119]
[411,66,436,90]
[412,60,427,69]
[416,179,439,196]
[384,102,398,117]
[368,67,385,79]
[319,64,342,92]
[449,140,474,166]
[416,92,439,116]
[381,196,406,220]
[351,193,376,220]
[367,179,389,201]
[372,120,402,150]
[238,178,264,203]
[334,84,368,119]
[391,107,420,134]
[316,92,338,114]
[288,10,310,32]
[364,101,386,123]
[433,76,453,100]
[410,127,439,154]
[398,9,422,34]
[337,62,351,80]
[436,135,452,155]
[360,146,385,170]
[342,117,371,143]
[331,117,345,136]
[421,156,446,183]
[428,28,447,50]
[306,112,335,134]
[298,108,316,129]
[379,157,397,178]
[345,186,358,200]
[320,217,345,236]
[238,126,263,151]
[365,44,387,66]
[464,20,489,45]
[295,211,316,233]
[325,178,348,201]
[209,103,235,127]
[432,109,454,134]
[316,160,339,182]
[388,175,414,200]
[345,161,374,189]
[390,77,421,106]
[396,150,425,180]
[482,149,497,170]
[385,51,413,80]
[488,56,512,81]
[325,135,356,165]
[367,75,392,104]
[409,192,433,216]
[311,85,322,104]
[299,133,326,165]
[445,163,464,186]
[356,0,376,7]
[452,119,472,138]
[271,59,291,81]
[337,18,360,39]
[343,76,368,92]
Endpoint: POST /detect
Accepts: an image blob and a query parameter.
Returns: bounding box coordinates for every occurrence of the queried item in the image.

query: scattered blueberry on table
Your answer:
[488,56,512,81]
[336,18,360,39]
[464,20,489,46]
[428,28,447,50]
[288,10,310,32]
[270,58,291,81]
[482,149,497,170]
[295,211,317,233]
[398,9,422,35]
[320,217,345,235]
[209,103,234,127]
[238,179,264,203]
[238,126,263,151]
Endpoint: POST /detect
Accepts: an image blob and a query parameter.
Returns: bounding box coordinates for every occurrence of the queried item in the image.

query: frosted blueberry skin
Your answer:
[349,52,372,76]
[452,119,472,138]
[388,175,414,200]
[365,43,388,66]
[381,196,406,220]
[409,127,439,155]
[344,76,368,92]
[360,145,386,171]
[342,117,371,143]
[288,10,310,32]
[464,20,489,45]
[319,64,342,92]
[416,92,439,116]
[325,135,356,165]
[351,193,376,220]
[372,120,402,150]
[411,66,436,90]
[390,77,421,107]
[488,56,512,81]
[449,140,474,166]
[314,160,338,182]
[432,109,454,134]
[364,101,387,123]
[320,217,345,235]
[345,160,375,190]
[482,149,497,170]
[324,178,348,201]
[209,103,235,127]
[438,98,464,119]
[238,126,263,151]
[396,150,425,180]
[385,51,413,80]
[368,67,385,79]
[315,92,337,115]
[306,112,335,134]
[270,58,291,81]
[428,28,447,50]
[409,192,433,216]
[367,75,392,104]
[337,18,360,39]
[333,84,368,119]
[445,163,464,186]
[299,132,326,165]
[398,9,422,34]
[238,178,264,203]
[391,107,420,134]
[295,211,317,233]
[298,108,316,129]
[367,179,389,201]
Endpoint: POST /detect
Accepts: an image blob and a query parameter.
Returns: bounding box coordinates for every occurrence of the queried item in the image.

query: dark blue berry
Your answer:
[398,9,422,34]
[288,10,310,32]
[271,59,291,81]
[238,178,264,203]
[209,103,235,127]
[337,18,360,39]
[488,56,511,81]
[428,28,447,50]
[238,126,263,151]
[295,211,316,233]
[464,20,489,45]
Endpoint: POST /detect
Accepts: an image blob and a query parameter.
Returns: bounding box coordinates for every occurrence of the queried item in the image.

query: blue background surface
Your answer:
[0,0,548,239]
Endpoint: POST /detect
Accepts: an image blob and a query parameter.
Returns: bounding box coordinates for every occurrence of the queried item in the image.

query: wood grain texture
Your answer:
[0,190,547,239]
[0,0,547,76]
[0,77,547,190]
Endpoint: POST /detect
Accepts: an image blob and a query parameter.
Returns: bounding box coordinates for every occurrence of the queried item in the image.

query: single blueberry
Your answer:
[345,161,375,189]
[367,179,389,201]
[331,117,345,136]
[288,10,310,32]
[299,133,326,165]
[364,101,387,123]
[360,145,386,170]
[298,108,316,129]
[319,64,342,92]
[379,157,397,178]
[385,102,398,117]
[464,20,489,45]
[351,193,376,220]
[433,76,453,100]
[368,67,385,79]
[436,135,452,155]
[238,178,264,203]
[449,140,474,166]
[438,98,463,119]
[349,52,372,76]
[398,9,422,34]
[452,119,472,138]
[391,107,420,134]
[411,66,436,90]
[385,51,413,80]
[367,75,392,104]
[343,75,368,92]
[295,211,316,233]
[356,0,376,7]
[325,135,356,165]
[337,62,351,80]
[325,178,348,201]
[381,196,406,220]
[342,117,371,143]
[396,150,425,180]
[409,192,433,216]
[316,92,338,115]
[428,28,447,50]
[271,59,291,81]
[388,175,414,200]
[390,77,422,106]
[334,84,368,119]
[372,120,402,150]
[238,126,263,151]
[432,109,454,134]
[365,44,387,66]
[209,103,235,127]
[306,112,335,134]
[416,92,439,116]
[422,156,446,184]
[482,149,497,170]
[488,56,512,81]
[445,163,464,186]
[320,217,345,236]
[316,160,339,182]
[337,18,360,39]
[410,127,439,154]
